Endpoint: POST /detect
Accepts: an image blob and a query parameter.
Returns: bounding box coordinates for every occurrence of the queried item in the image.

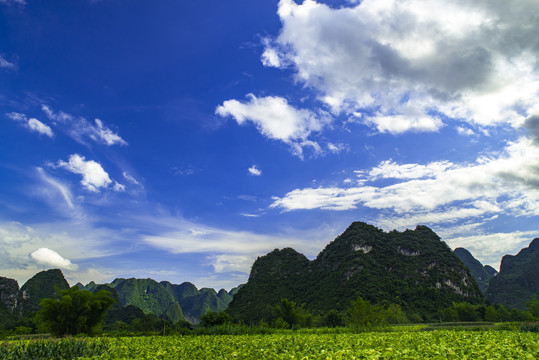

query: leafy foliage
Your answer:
[199,311,232,327]
[347,296,388,331]
[273,298,312,329]
[0,338,108,359]
[37,286,115,336]
[4,330,538,359]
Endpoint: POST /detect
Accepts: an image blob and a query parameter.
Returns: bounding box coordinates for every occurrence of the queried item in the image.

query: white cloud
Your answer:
[6,112,54,137]
[0,55,16,69]
[216,94,330,158]
[264,0,539,134]
[56,154,123,193]
[143,218,337,274]
[248,165,262,176]
[41,105,127,146]
[30,247,78,271]
[27,118,54,137]
[271,137,539,222]
[327,142,347,154]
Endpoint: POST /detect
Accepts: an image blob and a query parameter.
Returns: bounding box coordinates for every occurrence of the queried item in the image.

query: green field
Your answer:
[1,329,538,359]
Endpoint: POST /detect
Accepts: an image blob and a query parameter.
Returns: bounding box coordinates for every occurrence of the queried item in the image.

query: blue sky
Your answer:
[1,0,539,290]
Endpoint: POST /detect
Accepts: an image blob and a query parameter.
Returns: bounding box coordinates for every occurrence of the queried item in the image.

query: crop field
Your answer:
[1,330,538,359]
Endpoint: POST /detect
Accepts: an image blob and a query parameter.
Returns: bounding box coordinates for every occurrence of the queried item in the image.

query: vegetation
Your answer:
[486,238,539,309]
[37,286,115,336]
[1,330,537,359]
[19,269,69,316]
[228,222,484,323]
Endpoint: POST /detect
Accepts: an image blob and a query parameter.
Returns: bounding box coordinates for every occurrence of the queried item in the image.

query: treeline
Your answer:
[440,296,539,323]
[2,287,538,339]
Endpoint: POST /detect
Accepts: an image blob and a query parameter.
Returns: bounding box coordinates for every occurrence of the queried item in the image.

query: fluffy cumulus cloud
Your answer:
[56,154,124,192]
[30,247,78,270]
[263,0,539,134]
[42,105,127,146]
[216,94,330,158]
[6,112,54,137]
[248,165,262,176]
[271,137,539,227]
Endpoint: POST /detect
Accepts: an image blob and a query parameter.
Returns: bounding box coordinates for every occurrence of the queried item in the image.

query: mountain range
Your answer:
[1,221,537,326]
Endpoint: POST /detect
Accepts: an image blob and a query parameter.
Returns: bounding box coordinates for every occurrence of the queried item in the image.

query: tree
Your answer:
[274,298,311,329]
[347,296,387,331]
[37,286,115,336]
[199,311,232,327]
[385,304,408,324]
[526,295,539,318]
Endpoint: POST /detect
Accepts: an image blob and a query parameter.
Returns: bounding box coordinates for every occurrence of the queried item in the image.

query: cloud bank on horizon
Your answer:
[0,0,538,289]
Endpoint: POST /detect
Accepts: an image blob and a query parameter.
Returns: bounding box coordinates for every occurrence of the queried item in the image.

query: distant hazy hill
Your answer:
[228,222,484,322]
[486,238,539,309]
[454,247,497,294]
[79,278,236,324]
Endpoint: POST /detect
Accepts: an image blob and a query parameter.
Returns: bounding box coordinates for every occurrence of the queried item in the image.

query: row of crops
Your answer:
[1,329,538,359]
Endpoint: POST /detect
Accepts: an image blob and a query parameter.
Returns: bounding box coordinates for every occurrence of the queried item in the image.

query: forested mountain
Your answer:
[79,278,236,324]
[228,222,484,323]
[486,238,539,309]
[19,269,70,316]
[454,247,497,294]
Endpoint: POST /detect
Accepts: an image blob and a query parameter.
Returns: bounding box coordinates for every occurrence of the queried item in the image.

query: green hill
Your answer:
[19,269,69,316]
[110,278,183,322]
[485,238,539,309]
[228,222,484,323]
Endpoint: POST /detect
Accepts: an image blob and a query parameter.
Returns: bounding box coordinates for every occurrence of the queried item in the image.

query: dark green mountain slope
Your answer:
[110,278,184,322]
[484,265,498,277]
[19,269,69,315]
[485,238,539,309]
[228,222,484,322]
[0,276,20,324]
[454,247,495,294]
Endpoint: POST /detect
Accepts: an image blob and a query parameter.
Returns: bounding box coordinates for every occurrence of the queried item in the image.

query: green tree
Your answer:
[37,286,115,336]
[347,296,387,331]
[274,298,311,329]
[526,295,539,318]
[199,311,232,327]
[385,304,408,324]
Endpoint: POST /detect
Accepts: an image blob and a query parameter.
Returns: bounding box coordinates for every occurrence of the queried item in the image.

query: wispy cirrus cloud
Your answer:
[42,105,127,146]
[271,137,539,228]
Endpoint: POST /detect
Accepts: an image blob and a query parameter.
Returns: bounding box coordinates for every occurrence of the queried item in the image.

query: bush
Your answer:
[347,296,388,331]
[199,311,232,327]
